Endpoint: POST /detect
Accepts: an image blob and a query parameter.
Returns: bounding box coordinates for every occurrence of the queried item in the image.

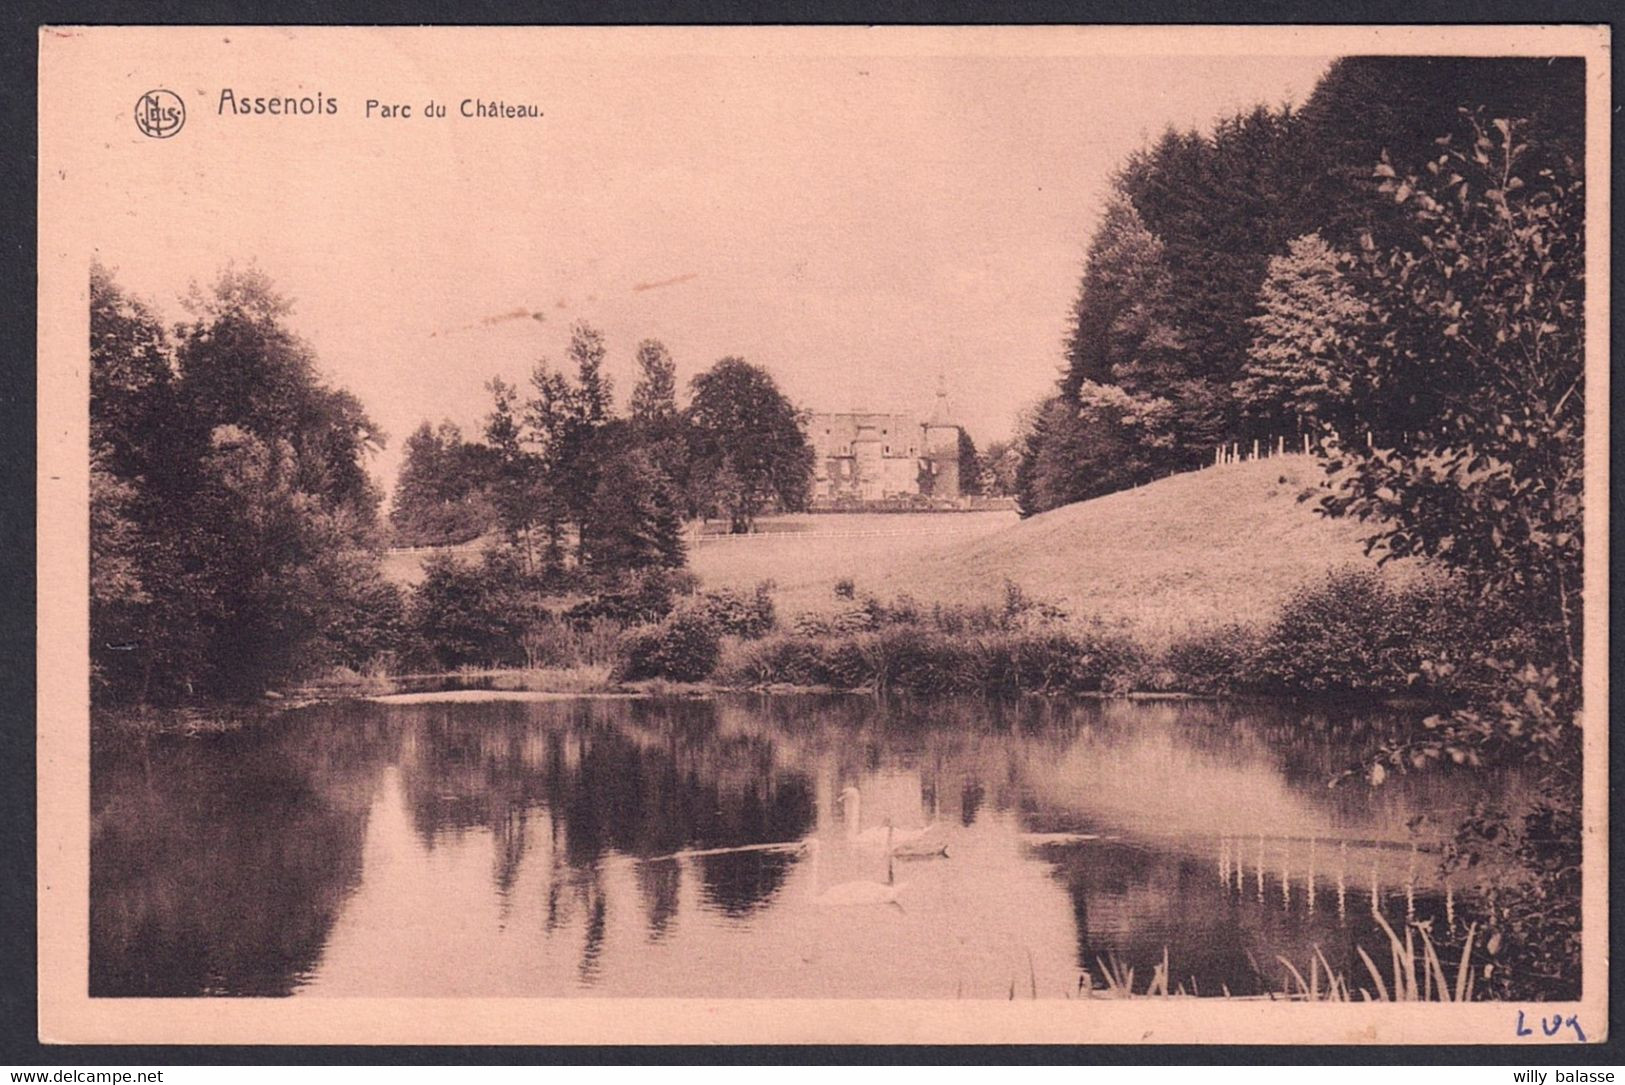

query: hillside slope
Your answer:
[696,456,1409,642]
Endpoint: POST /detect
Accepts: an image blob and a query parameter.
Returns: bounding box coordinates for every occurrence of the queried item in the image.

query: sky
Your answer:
[76,30,1332,491]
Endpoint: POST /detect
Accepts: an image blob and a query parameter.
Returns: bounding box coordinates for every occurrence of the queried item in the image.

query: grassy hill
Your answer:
[381,455,1408,645]
[694,455,1409,644]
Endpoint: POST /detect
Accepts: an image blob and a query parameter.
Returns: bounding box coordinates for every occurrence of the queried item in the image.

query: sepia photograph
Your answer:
[35,23,1608,1045]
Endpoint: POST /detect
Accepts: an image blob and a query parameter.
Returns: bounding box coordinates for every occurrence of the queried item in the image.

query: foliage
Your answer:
[89,263,389,704]
[405,552,527,670]
[389,420,499,547]
[583,444,686,574]
[1024,60,1583,517]
[614,611,722,682]
[629,338,678,424]
[1016,385,1177,514]
[682,583,777,639]
[956,429,982,496]
[1161,624,1263,694]
[717,624,1147,696]
[483,375,556,573]
[1250,569,1440,696]
[563,567,697,627]
[977,439,1021,497]
[1314,115,1584,684]
[686,357,814,532]
[1299,57,1584,254]
[1443,797,1580,1000]
[1236,233,1371,435]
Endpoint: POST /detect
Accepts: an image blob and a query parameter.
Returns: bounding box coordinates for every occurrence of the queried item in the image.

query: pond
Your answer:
[90,693,1513,999]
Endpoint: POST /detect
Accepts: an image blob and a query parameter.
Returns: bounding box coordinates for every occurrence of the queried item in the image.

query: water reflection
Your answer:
[90,694,1511,998]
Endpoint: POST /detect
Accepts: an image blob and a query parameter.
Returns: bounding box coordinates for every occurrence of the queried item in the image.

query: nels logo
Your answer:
[134,89,185,138]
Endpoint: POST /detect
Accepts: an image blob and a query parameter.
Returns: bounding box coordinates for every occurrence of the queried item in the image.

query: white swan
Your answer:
[804,831,904,907]
[836,785,939,852]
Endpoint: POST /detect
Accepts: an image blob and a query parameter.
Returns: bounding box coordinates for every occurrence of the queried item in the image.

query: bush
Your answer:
[615,610,722,682]
[1251,567,1481,697]
[565,567,697,627]
[406,553,526,670]
[1162,623,1263,694]
[684,582,776,638]
[715,623,1148,695]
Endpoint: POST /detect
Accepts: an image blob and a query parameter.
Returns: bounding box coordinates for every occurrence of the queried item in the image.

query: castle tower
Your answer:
[921,374,962,501]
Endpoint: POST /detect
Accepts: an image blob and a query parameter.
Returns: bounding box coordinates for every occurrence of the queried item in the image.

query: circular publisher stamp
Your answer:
[134,89,185,138]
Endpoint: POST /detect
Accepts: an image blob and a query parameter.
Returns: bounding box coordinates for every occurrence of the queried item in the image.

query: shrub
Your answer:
[828,604,879,634]
[1163,623,1264,694]
[1000,628,1146,693]
[790,612,833,637]
[565,567,696,627]
[685,582,776,638]
[615,611,722,682]
[715,624,1148,696]
[1249,567,1480,696]
[405,553,526,670]
[717,635,822,687]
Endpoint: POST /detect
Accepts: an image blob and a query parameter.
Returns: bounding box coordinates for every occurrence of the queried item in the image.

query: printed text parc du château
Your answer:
[217,90,541,119]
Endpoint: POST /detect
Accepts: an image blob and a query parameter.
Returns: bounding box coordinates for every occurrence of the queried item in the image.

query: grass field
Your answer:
[381,456,1407,645]
[693,456,1408,643]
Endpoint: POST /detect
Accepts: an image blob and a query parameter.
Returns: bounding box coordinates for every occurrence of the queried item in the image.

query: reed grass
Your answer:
[1069,919,1477,1001]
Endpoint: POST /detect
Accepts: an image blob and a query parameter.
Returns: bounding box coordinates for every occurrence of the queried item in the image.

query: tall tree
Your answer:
[567,320,613,426]
[629,339,678,424]
[686,358,813,533]
[1300,56,1585,254]
[90,263,393,702]
[1236,232,1372,437]
[390,420,499,546]
[484,376,553,573]
[584,445,686,574]
[628,338,695,515]
[956,430,981,497]
[1317,114,1584,677]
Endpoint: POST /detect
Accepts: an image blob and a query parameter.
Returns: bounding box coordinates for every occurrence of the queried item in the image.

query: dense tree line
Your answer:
[1019,56,1583,516]
[91,264,396,703]
[389,327,815,566]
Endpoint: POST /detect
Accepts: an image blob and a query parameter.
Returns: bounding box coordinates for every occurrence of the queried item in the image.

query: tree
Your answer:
[1300,57,1585,254]
[176,264,383,525]
[1062,198,1186,399]
[1236,233,1372,436]
[1297,113,1585,998]
[1319,114,1583,678]
[629,339,678,424]
[978,439,1021,498]
[686,357,813,533]
[584,445,686,574]
[628,338,695,513]
[956,430,981,496]
[390,420,499,546]
[1115,107,1316,418]
[567,320,612,426]
[90,263,391,703]
[484,377,554,572]
[407,553,524,670]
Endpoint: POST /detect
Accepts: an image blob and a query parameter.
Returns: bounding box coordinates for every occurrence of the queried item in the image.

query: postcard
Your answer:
[36,23,1609,1044]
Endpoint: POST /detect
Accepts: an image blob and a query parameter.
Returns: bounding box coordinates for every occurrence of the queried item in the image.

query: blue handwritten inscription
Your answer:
[1516,1009,1587,1043]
